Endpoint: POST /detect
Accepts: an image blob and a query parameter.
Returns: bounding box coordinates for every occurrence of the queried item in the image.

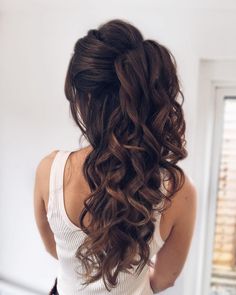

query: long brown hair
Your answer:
[64,18,187,291]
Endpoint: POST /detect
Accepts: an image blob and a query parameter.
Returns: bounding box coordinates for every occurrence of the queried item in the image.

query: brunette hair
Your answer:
[64,18,187,291]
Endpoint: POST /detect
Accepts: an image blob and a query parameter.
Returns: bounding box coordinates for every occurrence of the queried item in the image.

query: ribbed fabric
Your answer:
[47,150,165,295]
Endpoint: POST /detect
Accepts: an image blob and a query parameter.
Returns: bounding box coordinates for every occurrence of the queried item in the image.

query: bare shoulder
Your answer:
[162,169,197,227]
[35,150,59,176]
[170,169,198,225]
[176,171,197,204]
[150,170,198,292]
[34,150,60,197]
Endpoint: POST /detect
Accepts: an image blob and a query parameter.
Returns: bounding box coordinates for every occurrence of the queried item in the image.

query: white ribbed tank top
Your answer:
[47,150,165,295]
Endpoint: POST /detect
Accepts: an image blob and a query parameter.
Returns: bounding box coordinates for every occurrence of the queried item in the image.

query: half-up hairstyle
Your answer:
[64,18,187,291]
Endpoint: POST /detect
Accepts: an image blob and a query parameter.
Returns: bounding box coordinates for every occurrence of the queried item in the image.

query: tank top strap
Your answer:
[152,173,167,250]
[154,210,164,246]
[47,150,73,220]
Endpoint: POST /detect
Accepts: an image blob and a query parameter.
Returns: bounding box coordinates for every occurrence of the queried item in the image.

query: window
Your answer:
[210,96,236,295]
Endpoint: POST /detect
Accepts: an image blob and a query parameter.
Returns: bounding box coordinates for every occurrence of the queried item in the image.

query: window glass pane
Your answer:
[211,97,236,295]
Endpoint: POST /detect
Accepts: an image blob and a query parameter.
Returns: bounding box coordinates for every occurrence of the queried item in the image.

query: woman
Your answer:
[34,19,197,295]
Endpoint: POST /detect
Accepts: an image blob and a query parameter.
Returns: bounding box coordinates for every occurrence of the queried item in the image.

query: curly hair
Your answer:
[64,18,187,291]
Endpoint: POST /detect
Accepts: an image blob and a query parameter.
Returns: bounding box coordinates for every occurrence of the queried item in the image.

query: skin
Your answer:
[148,171,197,292]
[33,145,197,293]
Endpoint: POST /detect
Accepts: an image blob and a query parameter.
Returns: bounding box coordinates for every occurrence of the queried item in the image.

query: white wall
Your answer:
[1,0,236,294]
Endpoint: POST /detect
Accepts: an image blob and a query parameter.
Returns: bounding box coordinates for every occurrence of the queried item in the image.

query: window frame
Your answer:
[201,86,236,295]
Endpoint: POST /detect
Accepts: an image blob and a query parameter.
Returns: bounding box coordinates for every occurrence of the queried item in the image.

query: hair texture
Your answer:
[64,18,187,291]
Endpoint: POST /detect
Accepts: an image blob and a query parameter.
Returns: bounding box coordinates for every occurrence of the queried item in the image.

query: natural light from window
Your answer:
[211,97,236,295]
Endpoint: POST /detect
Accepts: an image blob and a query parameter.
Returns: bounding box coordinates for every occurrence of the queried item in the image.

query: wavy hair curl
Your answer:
[64,18,187,291]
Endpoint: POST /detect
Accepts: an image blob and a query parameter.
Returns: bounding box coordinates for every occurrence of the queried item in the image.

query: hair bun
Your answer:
[87,29,103,42]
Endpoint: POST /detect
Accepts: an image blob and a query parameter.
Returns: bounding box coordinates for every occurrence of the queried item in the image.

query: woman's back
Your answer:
[45,148,166,294]
[35,146,196,294]
[34,19,197,294]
